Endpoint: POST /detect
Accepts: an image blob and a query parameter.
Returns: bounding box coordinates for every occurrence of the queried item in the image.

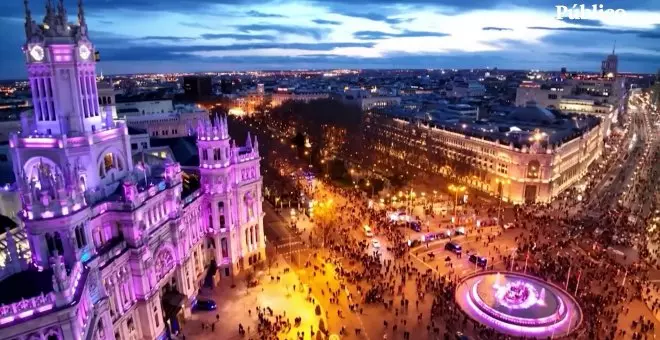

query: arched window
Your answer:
[218,202,225,228]
[104,153,115,172]
[75,227,82,248]
[221,238,228,258]
[153,305,159,327]
[54,232,64,255]
[527,160,540,179]
[45,233,55,255]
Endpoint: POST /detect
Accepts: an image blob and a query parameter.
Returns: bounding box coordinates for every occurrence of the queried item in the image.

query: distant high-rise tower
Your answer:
[601,43,618,78]
[183,75,213,100]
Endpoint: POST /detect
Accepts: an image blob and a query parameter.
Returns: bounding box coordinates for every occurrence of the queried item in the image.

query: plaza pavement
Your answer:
[179,257,333,340]
[180,178,660,339]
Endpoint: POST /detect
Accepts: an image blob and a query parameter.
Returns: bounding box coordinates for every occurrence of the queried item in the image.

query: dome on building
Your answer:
[507,101,557,123]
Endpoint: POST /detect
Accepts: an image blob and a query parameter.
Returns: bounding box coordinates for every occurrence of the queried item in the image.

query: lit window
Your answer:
[104,153,114,172]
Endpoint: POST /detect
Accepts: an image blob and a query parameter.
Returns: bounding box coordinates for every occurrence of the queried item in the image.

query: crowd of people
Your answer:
[232,107,660,339]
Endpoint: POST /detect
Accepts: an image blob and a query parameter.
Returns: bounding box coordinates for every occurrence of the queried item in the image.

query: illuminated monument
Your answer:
[0,1,265,339]
[455,271,582,338]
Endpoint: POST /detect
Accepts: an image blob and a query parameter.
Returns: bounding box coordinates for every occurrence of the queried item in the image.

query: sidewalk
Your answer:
[179,257,329,340]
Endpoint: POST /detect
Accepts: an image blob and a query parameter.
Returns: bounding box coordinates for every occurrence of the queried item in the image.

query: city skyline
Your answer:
[0,0,659,79]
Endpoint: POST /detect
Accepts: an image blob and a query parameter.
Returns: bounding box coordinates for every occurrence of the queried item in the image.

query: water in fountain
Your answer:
[494,272,501,288]
[537,288,546,306]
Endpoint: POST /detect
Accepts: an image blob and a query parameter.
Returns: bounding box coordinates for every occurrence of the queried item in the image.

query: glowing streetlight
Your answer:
[448,184,466,221]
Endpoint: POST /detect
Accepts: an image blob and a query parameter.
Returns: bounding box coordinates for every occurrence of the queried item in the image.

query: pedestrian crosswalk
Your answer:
[276,240,308,255]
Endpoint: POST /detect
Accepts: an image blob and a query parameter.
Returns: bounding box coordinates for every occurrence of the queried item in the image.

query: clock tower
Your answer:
[12,0,133,268]
[23,0,101,135]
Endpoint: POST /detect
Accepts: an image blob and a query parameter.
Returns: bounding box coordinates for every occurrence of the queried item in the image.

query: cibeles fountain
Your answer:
[455,271,583,338]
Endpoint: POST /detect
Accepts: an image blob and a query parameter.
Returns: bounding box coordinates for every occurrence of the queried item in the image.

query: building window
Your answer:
[131,143,138,150]
[45,233,55,255]
[548,94,558,100]
[104,153,115,172]
[202,149,208,161]
[221,237,228,258]
[218,202,225,228]
[527,160,540,179]
[141,142,148,149]
[153,306,159,327]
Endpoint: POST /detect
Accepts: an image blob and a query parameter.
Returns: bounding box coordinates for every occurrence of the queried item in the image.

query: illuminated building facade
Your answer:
[270,90,329,107]
[365,103,604,204]
[0,2,265,339]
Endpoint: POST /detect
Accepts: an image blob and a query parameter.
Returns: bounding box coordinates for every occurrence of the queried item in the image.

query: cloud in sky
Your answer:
[200,33,276,41]
[482,27,513,31]
[234,23,331,40]
[353,30,450,40]
[0,0,659,78]
[245,10,287,18]
[312,19,342,25]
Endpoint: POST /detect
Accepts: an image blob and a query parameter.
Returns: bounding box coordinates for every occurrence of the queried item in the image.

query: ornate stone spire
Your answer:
[246,131,252,149]
[44,0,55,25]
[77,0,87,35]
[57,0,67,25]
[23,0,32,35]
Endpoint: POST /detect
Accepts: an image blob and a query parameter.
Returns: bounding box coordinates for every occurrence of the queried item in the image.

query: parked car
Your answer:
[445,241,462,254]
[455,331,469,340]
[193,298,217,311]
[371,239,381,249]
[407,221,421,232]
[468,255,488,268]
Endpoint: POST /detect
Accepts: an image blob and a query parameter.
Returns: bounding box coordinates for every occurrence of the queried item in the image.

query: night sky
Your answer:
[1,0,659,78]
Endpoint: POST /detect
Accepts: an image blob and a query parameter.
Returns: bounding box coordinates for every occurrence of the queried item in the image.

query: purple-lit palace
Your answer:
[0,1,266,339]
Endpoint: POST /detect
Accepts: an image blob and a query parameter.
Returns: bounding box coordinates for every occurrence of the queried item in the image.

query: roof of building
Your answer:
[507,101,557,123]
[127,126,148,135]
[149,136,200,167]
[0,267,54,305]
[381,102,600,149]
[0,214,18,234]
[115,93,171,103]
[118,108,140,114]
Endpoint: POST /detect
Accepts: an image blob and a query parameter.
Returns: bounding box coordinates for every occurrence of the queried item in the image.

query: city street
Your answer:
[191,90,660,339]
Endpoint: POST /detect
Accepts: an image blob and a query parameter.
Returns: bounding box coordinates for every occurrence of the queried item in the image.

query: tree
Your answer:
[311,199,338,247]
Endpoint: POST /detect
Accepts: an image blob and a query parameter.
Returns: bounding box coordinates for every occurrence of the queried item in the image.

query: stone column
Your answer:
[127,273,137,303]
[112,276,124,314]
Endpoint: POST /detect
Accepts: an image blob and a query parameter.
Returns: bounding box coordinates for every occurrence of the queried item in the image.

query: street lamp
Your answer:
[448,184,466,223]
[366,180,374,197]
[495,179,511,227]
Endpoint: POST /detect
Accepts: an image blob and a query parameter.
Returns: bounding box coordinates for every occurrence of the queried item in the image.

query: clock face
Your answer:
[29,45,45,61]
[79,44,91,60]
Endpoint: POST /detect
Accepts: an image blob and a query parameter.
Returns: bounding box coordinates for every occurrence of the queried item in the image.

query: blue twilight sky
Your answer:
[1,0,659,78]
